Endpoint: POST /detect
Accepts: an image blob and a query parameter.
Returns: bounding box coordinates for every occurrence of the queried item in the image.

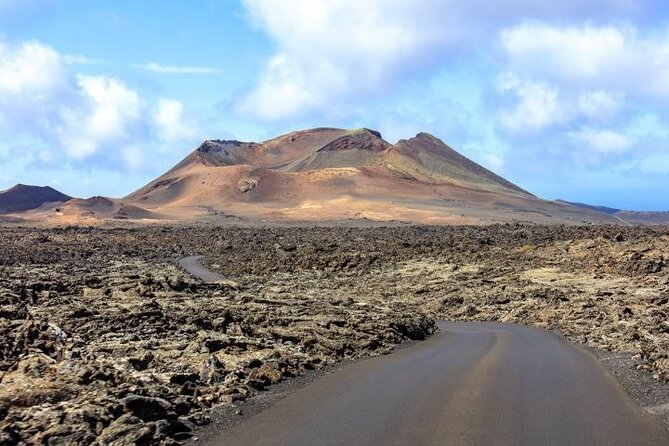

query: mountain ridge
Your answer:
[0,128,643,225]
[118,127,619,225]
[558,199,669,225]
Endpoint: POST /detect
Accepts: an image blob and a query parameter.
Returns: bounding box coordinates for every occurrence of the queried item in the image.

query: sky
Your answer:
[1,0,669,210]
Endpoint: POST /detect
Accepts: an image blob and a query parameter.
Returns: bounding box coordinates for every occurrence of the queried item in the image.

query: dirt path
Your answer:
[205,322,669,446]
[178,255,227,283]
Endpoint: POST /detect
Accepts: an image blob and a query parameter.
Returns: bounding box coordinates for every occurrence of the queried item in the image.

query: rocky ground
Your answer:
[0,223,667,444]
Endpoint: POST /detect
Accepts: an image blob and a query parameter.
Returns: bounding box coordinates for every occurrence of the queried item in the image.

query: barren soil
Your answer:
[0,224,668,444]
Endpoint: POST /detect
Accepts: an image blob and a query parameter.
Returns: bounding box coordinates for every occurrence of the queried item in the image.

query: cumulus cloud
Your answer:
[498,72,626,132]
[240,0,621,120]
[237,0,461,120]
[498,77,568,132]
[153,98,197,142]
[0,40,74,140]
[56,75,145,159]
[500,23,669,99]
[0,39,199,172]
[0,40,66,96]
[238,0,649,121]
[495,20,669,184]
[570,127,634,153]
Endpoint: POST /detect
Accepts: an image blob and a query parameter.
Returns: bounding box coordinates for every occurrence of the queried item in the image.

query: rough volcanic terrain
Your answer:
[1,224,668,444]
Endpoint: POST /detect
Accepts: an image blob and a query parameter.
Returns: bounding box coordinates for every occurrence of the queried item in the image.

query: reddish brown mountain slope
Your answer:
[123,128,619,225]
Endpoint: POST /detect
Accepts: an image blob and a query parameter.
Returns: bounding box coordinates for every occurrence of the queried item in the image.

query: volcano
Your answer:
[121,127,618,225]
[0,184,70,213]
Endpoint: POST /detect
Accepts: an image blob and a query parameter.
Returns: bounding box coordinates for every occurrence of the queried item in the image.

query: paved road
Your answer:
[211,322,669,446]
[178,255,227,283]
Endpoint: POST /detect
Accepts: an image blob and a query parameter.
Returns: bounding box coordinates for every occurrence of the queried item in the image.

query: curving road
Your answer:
[180,259,668,445]
[209,322,669,446]
[178,255,227,283]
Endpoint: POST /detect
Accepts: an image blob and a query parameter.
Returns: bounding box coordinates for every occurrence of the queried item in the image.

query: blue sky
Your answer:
[1,0,669,209]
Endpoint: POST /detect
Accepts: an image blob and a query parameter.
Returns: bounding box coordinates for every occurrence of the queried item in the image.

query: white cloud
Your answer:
[57,75,144,159]
[570,127,634,153]
[0,40,74,141]
[137,62,222,74]
[500,23,669,99]
[0,38,198,171]
[80,76,143,138]
[153,98,196,142]
[502,24,628,82]
[238,0,461,120]
[499,77,568,132]
[0,40,66,96]
[238,0,649,121]
[498,74,625,132]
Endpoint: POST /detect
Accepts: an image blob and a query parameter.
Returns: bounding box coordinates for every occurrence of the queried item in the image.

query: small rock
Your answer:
[122,395,173,422]
[169,372,199,385]
[97,414,155,445]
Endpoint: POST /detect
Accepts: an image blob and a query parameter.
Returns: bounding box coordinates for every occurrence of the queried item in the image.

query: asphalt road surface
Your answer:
[210,321,669,446]
[178,255,227,283]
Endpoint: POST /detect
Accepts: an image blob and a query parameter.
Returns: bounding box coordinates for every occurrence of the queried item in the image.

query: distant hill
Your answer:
[558,199,669,225]
[611,211,669,225]
[555,200,620,215]
[0,184,70,213]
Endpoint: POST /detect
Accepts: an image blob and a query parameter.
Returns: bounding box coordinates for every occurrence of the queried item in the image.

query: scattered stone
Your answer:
[122,395,173,422]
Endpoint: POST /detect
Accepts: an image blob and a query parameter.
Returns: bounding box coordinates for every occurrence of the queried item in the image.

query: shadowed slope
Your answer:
[385,133,530,196]
[284,129,391,172]
[0,184,71,213]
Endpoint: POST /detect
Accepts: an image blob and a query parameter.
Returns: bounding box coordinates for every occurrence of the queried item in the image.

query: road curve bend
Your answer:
[178,255,227,283]
[209,322,669,446]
